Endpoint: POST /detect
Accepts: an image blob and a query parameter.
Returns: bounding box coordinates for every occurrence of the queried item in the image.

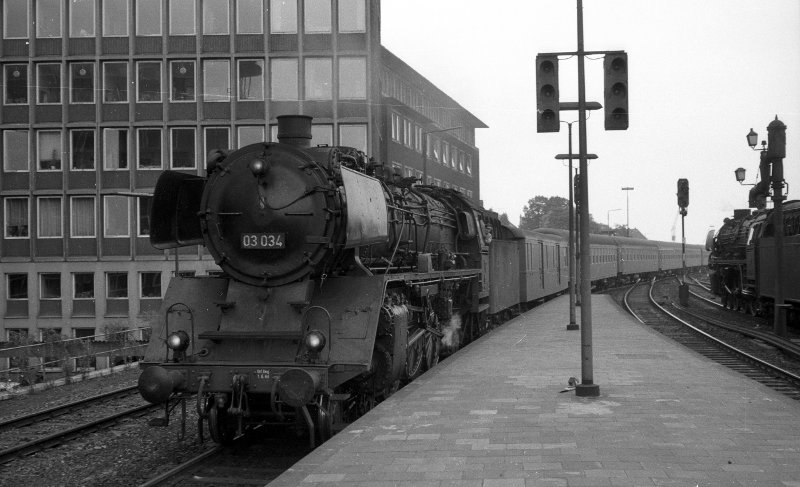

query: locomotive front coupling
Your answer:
[138,365,186,404]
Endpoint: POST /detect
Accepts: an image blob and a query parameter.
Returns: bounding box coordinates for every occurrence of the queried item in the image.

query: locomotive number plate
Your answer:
[241,233,286,249]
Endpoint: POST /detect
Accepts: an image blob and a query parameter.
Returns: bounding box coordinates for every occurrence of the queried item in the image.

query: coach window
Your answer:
[70,63,95,103]
[339,124,367,153]
[36,0,62,38]
[69,0,95,37]
[169,0,196,35]
[203,0,229,35]
[236,0,263,34]
[203,60,230,102]
[70,130,95,170]
[238,60,264,101]
[304,58,332,100]
[137,128,163,169]
[104,195,129,237]
[103,0,129,36]
[37,130,62,171]
[5,65,28,105]
[339,57,366,99]
[5,198,29,238]
[270,0,297,33]
[37,64,61,104]
[170,128,196,169]
[338,0,365,33]
[4,0,29,39]
[136,0,162,36]
[104,128,129,170]
[70,196,95,237]
[304,0,331,33]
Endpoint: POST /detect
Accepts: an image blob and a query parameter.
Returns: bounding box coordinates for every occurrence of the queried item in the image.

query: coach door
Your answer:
[539,241,545,288]
[556,244,562,285]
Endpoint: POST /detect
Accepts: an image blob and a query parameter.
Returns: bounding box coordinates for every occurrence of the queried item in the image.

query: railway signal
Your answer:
[536,54,560,133]
[603,53,629,130]
[677,178,689,212]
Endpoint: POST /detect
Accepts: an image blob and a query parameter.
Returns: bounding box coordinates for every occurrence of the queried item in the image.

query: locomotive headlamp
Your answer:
[249,158,269,177]
[304,330,326,352]
[166,330,190,352]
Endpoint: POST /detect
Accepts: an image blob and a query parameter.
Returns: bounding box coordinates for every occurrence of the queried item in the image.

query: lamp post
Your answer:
[607,208,620,233]
[621,187,634,237]
[746,119,788,337]
[422,126,462,184]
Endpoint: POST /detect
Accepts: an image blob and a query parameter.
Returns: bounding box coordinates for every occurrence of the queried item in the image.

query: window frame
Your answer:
[37,130,62,172]
[237,59,265,101]
[137,197,152,237]
[136,61,163,103]
[103,194,130,238]
[303,0,331,34]
[169,0,196,35]
[304,57,332,101]
[69,62,96,104]
[202,0,230,35]
[73,272,95,300]
[37,196,63,239]
[70,129,96,171]
[169,127,196,169]
[103,0,129,36]
[202,59,231,102]
[36,63,62,104]
[102,61,129,103]
[236,0,263,34]
[103,128,129,171]
[140,271,162,299]
[3,130,30,172]
[269,58,298,101]
[4,64,29,105]
[136,128,163,170]
[4,197,30,239]
[69,0,96,38]
[4,0,30,39]
[169,60,196,102]
[204,127,230,156]
[269,0,297,34]
[135,0,163,36]
[70,195,96,238]
[39,273,62,300]
[36,0,63,38]
[106,272,129,299]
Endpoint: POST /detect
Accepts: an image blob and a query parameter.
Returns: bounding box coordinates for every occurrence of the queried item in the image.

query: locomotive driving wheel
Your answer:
[405,334,424,379]
[208,403,236,445]
[308,394,334,445]
[422,331,440,370]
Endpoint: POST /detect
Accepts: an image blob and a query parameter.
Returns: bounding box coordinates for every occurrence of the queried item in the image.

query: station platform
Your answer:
[269,294,800,487]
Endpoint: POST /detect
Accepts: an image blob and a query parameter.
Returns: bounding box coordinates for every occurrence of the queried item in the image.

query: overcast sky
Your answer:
[381,0,800,243]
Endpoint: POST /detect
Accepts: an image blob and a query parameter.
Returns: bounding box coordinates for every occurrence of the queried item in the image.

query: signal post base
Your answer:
[575,383,600,397]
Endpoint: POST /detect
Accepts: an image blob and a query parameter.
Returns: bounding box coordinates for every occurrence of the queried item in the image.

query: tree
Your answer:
[519,196,569,231]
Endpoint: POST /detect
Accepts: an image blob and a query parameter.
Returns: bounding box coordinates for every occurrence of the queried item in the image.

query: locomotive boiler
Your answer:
[137,116,497,445]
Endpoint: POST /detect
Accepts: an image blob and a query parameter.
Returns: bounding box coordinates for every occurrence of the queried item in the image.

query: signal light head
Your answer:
[166,330,190,352]
[603,52,629,130]
[304,330,327,353]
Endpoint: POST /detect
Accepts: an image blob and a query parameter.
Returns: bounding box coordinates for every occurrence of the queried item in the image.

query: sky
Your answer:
[380,0,800,244]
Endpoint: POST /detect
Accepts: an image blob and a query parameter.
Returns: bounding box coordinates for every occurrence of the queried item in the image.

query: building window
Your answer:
[270,58,298,101]
[102,62,128,103]
[37,130,62,171]
[136,0,162,36]
[466,154,472,175]
[170,128,196,168]
[138,197,151,236]
[236,126,263,148]
[5,198,29,238]
[140,272,162,298]
[104,195,129,237]
[269,0,296,33]
[203,60,230,102]
[4,0,29,39]
[3,130,29,172]
[433,139,440,162]
[303,0,330,33]
[170,61,195,101]
[36,0,62,38]
[104,0,129,36]
[415,126,423,153]
[169,0,196,35]
[238,59,264,101]
[404,120,412,147]
[37,63,61,104]
[40,273,61,299]
[236,0,263,34]
[38,197,62,238]
[137,129,162,169]
[311,125,332,146]
[70,196,95,237]
[74,273,94,299]
[390,113,399,141]
[203,0,229,35]
[7,274,28,300]
[70,63,95,103]
[71,130,95,170]
[104,128,129,170]
[458,151,465,172]
[338,0,365,33]
[5,64,28,105]
[204,127,230,155]
[69,0,95,37]
[137,61,162,102]
[338,57,366,99]
[304,58,331,100]
[443,142,450,167]
[339,124,366,153]
[107,272,128,298]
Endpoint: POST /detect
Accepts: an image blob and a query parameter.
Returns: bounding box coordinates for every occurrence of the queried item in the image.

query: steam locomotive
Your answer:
[707,201,800,319]
[137,115,708,447]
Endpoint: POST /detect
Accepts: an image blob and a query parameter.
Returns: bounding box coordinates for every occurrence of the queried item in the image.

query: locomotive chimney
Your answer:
[277,115,313,148]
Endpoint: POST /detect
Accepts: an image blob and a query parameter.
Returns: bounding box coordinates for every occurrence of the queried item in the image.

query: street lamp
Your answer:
[621,186,633,237]
[422,126,462,183]
[607,208,620,232]
[745,119,788,337]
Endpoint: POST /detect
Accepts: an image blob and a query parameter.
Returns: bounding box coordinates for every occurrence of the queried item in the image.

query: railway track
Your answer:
[0,385,159,464]
[624,278,800,401]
